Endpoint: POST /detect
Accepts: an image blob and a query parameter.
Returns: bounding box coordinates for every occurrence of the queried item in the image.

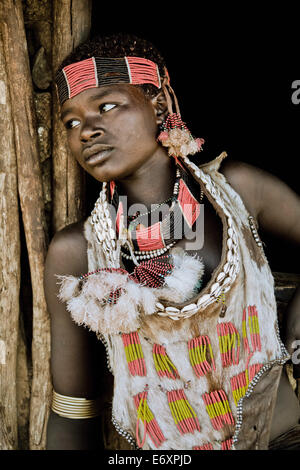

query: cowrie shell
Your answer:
[197,294,211,307]
[181,303,197,313]
[166,306,180,314]
[210,282,220,294]
[223,262,230,273]
[156,302,165,311]
[217,272,226,282]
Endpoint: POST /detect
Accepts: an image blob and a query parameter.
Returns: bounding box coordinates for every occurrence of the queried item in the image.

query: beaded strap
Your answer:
[134,389,166,448]
[202,389,234,430]
[153,344,180,379]
[56,56,162,105]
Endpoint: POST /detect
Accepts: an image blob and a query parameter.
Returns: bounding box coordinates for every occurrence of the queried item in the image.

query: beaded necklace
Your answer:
[110,165,204,261]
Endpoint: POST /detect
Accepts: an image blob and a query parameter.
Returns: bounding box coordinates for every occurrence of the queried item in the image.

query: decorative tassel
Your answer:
[167,389,201,435]
[248,306,261,352]
[202,389,235,430]
[193,443,214,450]
[188,335,216,377]
[158,113,205,159]
[134,389,166,448]
[242,307,251,355]
[217,322,240,367]
[221,438,233,450]
[152,344,180,379]
[131,257,174,288]
[122,331,146,376]
[243,305,261,368]
[230,363,263,406]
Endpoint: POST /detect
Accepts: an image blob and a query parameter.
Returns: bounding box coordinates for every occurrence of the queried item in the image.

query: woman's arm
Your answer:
[221,159,300,245]
[44,223,104,450]
[222,159,300,371]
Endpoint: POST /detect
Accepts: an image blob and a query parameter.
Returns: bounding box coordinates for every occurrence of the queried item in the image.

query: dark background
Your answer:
[88,5,299,274]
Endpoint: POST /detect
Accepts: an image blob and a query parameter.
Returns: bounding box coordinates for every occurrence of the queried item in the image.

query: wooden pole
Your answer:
[0,0,51,450]
[52,0,92,232]
[0,29,21,452]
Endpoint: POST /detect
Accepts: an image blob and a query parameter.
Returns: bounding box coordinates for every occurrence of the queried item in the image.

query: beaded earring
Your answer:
[157,70,205,160]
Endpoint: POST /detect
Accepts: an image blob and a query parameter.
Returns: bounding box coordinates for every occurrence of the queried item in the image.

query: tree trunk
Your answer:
[0,0,51,450]
[52,0,92,232]
[0,29,21,451]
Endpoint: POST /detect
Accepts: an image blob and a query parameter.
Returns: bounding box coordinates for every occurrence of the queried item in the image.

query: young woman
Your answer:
[45,33,300,450]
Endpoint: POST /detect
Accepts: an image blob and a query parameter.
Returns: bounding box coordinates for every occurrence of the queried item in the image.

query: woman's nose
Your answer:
[80,117,104,143]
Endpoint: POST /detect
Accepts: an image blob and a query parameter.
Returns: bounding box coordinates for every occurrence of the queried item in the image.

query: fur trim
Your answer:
[159,254,204,303]
[56,275,81,301]
[56,253,204,334]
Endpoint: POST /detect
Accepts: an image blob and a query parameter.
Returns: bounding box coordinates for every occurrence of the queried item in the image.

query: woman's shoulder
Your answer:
[217,157,261,218]
[46,219,88,277]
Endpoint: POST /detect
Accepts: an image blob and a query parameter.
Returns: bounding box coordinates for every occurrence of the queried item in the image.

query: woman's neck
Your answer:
[116,150,176,209]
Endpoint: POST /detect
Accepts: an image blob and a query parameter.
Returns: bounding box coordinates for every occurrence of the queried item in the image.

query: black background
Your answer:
[88,5,299,274]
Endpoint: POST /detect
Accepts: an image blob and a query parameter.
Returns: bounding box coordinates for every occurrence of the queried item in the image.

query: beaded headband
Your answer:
[55,56,162,105]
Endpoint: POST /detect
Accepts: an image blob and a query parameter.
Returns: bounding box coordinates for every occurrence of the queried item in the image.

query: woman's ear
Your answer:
[151,89,169,126]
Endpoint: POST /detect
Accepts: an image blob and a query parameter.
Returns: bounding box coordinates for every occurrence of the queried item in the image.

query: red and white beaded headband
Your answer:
[55,56,163,105]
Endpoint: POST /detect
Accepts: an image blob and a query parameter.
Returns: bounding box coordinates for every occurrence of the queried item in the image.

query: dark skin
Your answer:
[45,83,300,449]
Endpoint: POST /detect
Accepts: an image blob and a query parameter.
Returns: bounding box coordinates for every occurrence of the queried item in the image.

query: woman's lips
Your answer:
[85,148,113,166]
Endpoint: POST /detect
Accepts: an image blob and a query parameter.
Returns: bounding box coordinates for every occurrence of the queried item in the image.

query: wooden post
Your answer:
[0,0,51,450]
[52,0,92,232]
[0,29,21,452]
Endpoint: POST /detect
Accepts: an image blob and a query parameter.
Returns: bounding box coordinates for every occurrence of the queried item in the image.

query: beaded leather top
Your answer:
[58,152,289,450]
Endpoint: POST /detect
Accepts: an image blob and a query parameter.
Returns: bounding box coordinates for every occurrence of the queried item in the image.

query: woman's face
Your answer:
[60,84,164,182]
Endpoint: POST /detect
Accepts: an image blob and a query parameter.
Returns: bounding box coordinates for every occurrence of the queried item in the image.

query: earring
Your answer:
[158,112,205,159]
[157,73,205,160]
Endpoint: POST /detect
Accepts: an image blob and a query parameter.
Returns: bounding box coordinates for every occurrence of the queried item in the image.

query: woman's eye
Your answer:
[65,119,80,129]
[100,103,116,113]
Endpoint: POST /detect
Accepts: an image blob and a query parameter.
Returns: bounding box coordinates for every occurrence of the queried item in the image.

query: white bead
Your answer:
[227,250,233,262]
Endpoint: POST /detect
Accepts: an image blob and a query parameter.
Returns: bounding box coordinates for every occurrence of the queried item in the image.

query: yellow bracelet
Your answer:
[51,390,102,419]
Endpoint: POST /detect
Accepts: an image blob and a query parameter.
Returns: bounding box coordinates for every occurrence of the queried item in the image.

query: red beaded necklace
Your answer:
[110,166,203,261]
